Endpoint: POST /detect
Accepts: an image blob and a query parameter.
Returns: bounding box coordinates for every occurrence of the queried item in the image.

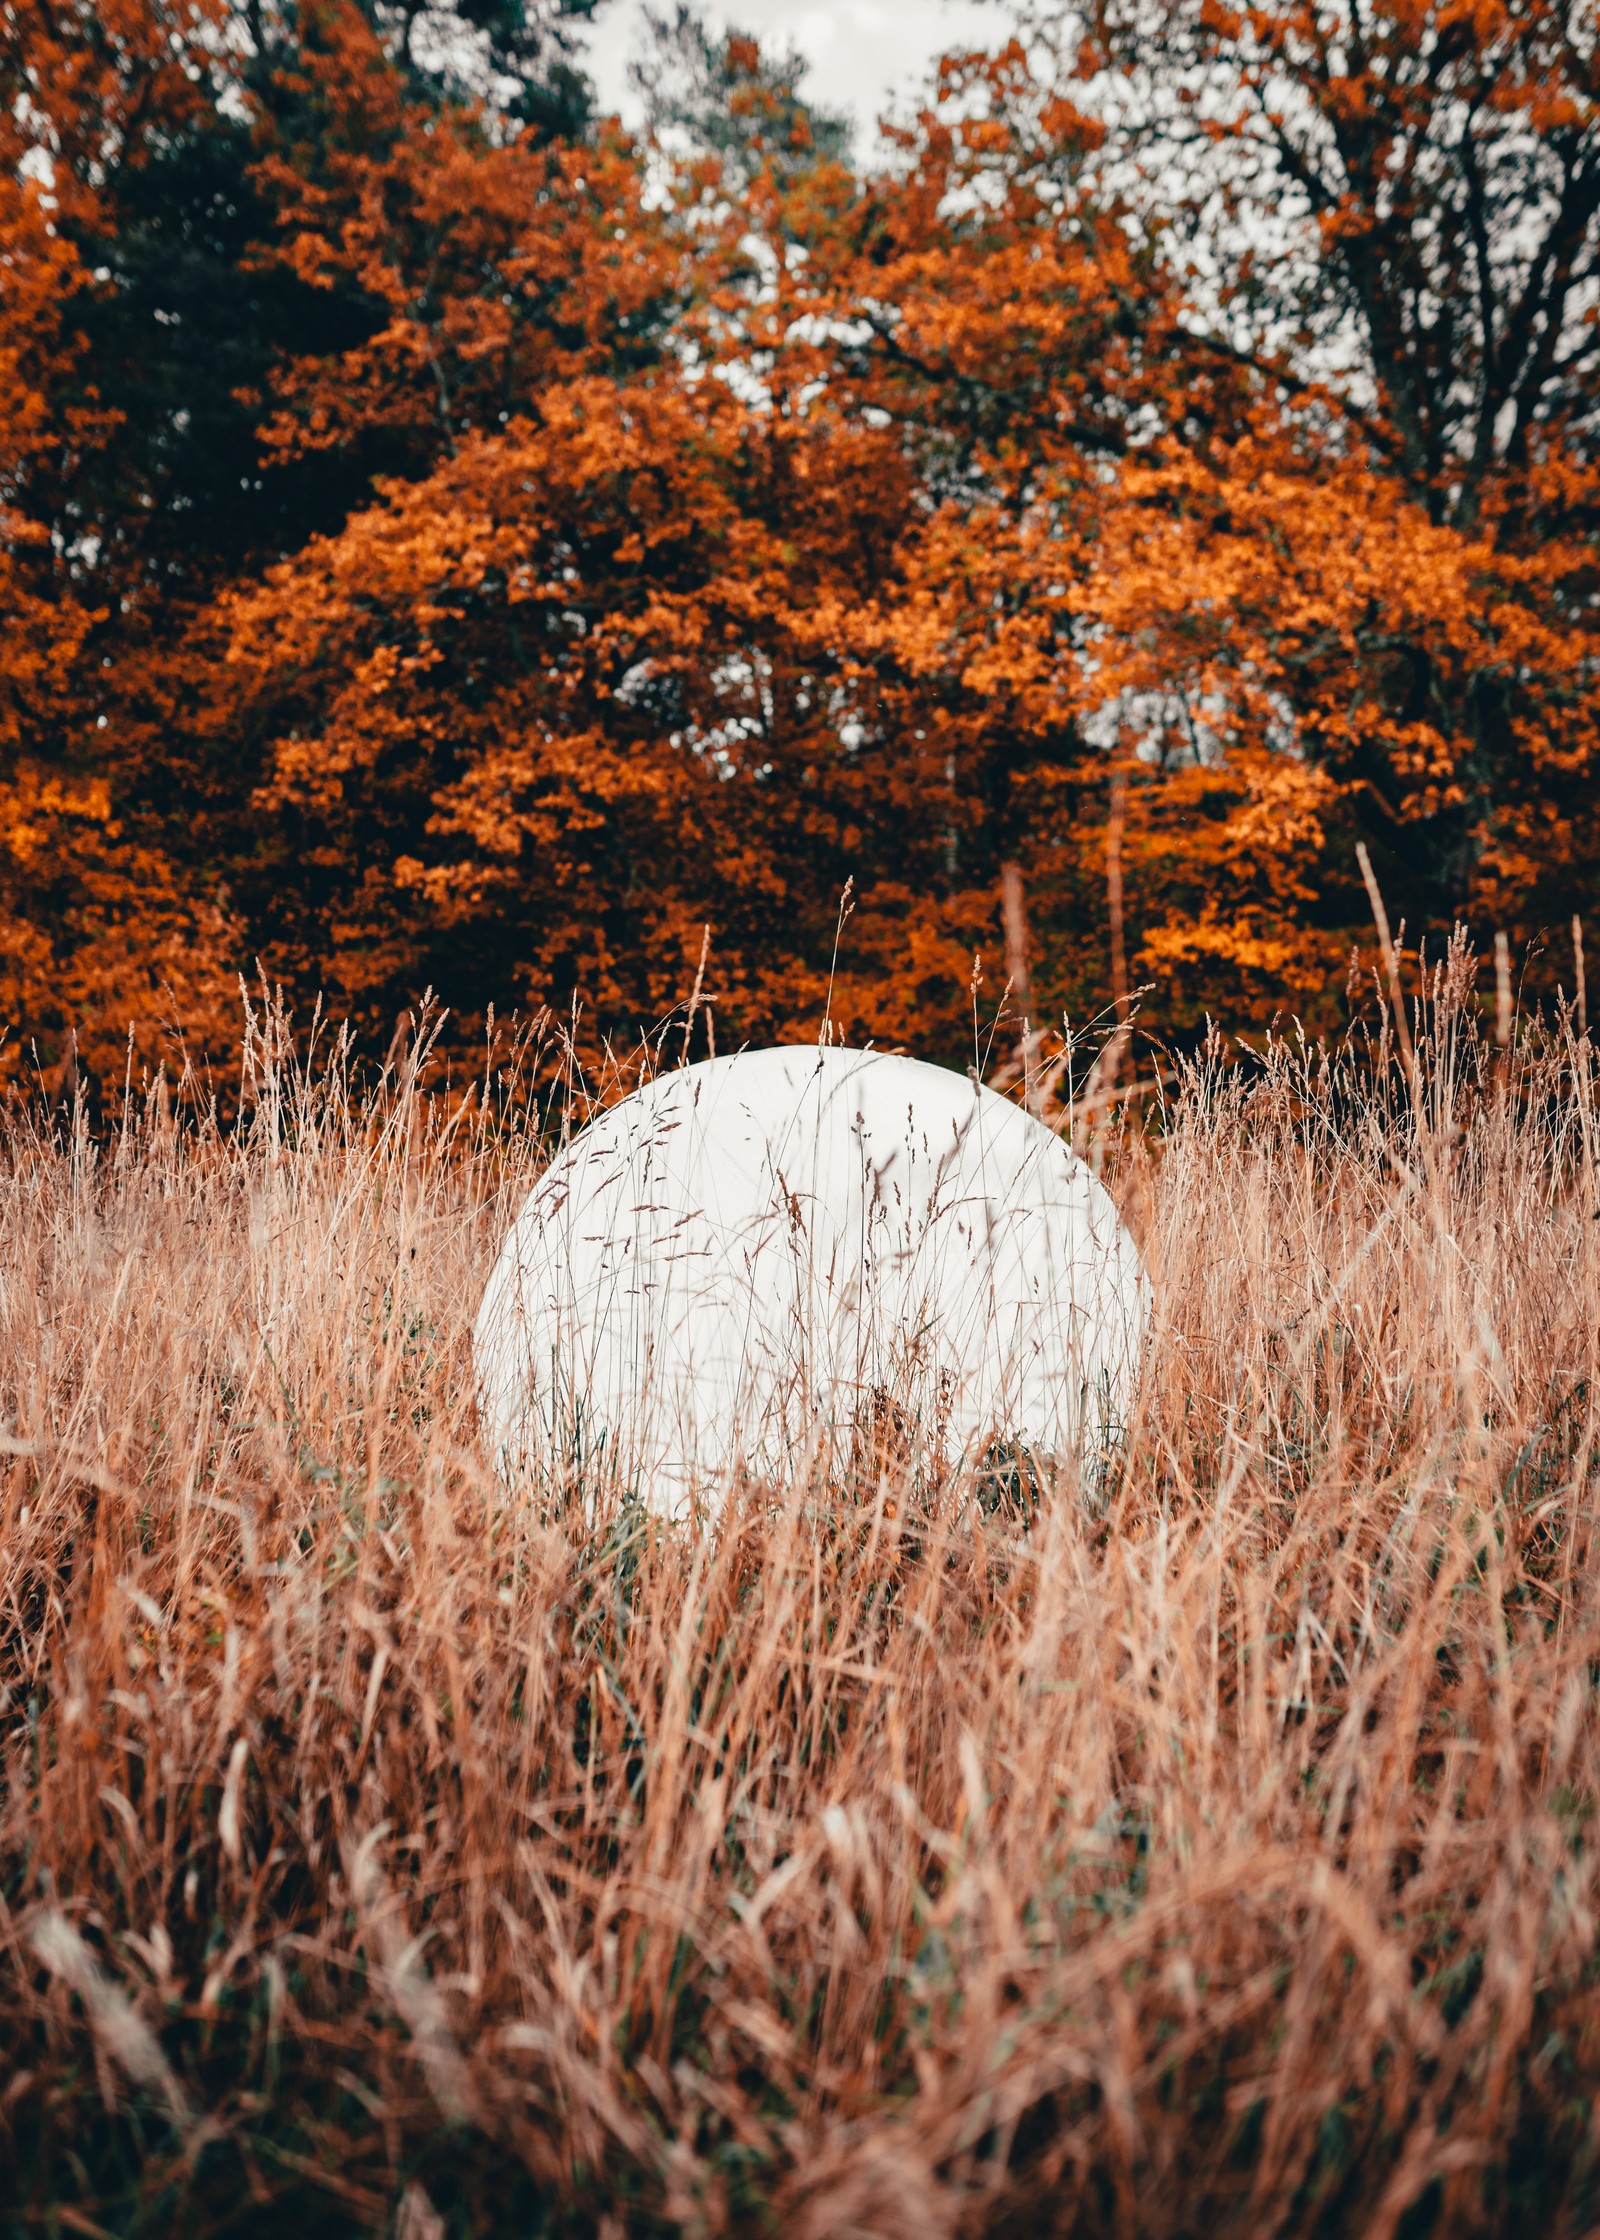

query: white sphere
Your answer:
[474,1044,1149,1516]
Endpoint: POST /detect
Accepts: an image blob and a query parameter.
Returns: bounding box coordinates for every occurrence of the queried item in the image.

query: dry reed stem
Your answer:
[3,958,1600,2236]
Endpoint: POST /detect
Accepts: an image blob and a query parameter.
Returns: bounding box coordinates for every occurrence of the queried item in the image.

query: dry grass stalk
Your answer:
[3,951,1600,2235]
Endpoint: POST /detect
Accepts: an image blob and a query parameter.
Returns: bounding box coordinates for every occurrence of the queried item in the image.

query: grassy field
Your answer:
[4,954,1600,2237]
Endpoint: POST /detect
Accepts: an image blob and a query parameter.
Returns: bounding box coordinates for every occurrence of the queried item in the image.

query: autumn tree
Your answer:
[1063,0,1600,513]
[0,0,252,1085]
[1013,0,1600,1005]
[211,36,1190,1059]
[31,0,604,604]
[0,0,618,1089]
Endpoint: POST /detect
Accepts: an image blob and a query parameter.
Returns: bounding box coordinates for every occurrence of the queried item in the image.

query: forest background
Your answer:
[4,0,1599,1094]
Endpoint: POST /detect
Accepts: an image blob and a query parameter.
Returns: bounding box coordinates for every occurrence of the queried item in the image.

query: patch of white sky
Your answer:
[576,0,1011,165]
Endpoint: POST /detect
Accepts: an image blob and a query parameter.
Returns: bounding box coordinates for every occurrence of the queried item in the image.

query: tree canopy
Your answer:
[2,0,1595,1091]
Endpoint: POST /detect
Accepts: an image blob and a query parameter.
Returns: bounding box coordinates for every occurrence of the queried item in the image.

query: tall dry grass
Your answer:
[3,950,1600,2238]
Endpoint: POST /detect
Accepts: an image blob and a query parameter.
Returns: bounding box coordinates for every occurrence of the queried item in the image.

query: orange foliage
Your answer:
[215,44,1177,1056]
[0,15,235,1088]
[1079,439,1600,1025]
[1,2,1597,1083]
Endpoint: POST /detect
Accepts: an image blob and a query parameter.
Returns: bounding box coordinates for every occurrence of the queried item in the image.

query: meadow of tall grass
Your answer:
[4,944,1600,2237]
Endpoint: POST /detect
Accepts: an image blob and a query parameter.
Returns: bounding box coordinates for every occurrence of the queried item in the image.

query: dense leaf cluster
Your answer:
[1,0,1596,1086]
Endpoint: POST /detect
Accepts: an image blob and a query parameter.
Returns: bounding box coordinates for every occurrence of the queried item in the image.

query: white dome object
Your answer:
[474,1045,1149,1516]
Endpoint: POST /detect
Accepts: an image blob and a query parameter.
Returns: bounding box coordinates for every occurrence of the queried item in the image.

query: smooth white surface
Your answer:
[475,1045,1149,1515]
[579,0,1004,159]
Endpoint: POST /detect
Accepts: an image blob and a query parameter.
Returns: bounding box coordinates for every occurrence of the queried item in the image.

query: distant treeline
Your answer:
[3,0,1597,1089]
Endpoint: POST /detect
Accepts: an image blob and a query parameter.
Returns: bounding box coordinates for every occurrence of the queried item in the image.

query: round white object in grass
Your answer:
[474,1044,1149,1516]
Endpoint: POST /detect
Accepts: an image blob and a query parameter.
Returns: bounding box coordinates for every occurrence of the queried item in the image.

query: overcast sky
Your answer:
[576,0,1009,156]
